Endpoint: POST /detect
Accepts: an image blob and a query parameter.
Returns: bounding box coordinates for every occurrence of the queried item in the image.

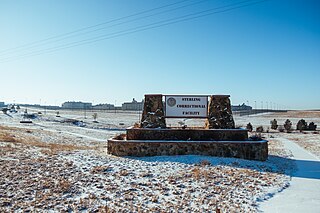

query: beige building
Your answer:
[62,101,92,109]
[122,98,143,111]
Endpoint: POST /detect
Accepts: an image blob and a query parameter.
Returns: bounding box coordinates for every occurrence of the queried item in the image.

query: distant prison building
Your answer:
[61,101,92,109]
[122,98,143,111]
[92,103,115,110]
[231,103,252,111]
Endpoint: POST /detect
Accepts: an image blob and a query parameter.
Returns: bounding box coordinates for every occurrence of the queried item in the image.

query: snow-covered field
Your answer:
[0,108,319,212]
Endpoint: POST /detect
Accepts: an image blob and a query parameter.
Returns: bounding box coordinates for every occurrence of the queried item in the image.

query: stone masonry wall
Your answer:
[206,95,235,129]
[127,128,248,141]
[140,94,166,128]
[107,140,268,161]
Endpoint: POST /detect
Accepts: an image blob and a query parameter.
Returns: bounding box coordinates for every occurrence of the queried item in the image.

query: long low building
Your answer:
[122,98,143,111]
[62,101,92,109]
[231,103,252,111]
[92,103,115,110]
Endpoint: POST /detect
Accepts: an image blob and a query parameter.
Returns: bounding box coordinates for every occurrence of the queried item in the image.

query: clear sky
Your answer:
[0,0,319,109]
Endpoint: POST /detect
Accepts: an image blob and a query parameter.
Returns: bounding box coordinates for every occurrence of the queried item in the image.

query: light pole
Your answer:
[254,101,256,114]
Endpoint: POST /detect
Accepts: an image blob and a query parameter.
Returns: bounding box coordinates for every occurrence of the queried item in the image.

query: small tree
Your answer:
[270,119,278,130]
[296,119,307,131]
[308,122,317,131]
[92,113,98,122]
[284,119,292,132]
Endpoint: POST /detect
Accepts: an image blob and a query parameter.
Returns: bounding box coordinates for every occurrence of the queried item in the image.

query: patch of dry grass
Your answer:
[0,125,93,154]
[267,110,320,118]
[0,131,17,142]
[90,165,110,174]
[192,167,201,180]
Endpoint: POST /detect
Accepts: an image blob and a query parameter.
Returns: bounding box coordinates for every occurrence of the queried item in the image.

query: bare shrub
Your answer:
[119,169,129,176]
[203,170,209,180]
[270,119,278,130]
[308,122,317,131]
[114,134,126,140]
[93,113,98,121]
[278,125,285,132]
[256,126,264,133]
[91,166,110,174]
[199,160,211,167]
[246,123,253,132]
[192,167,201,180]
[249,133,262,141]
[296,119,308,131]
[284,119,292,132]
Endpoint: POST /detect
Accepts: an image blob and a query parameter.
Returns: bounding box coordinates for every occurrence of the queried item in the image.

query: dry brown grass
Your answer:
[57,178,72,193]
[190,166,211,181]
[119,169,129,176]
[0,125,20,131]
[91,165,110,174]
[192,167,201,180]
[0,125,93,154]
[199,160,212,166]
[0,131,17,142]
[114,134,126,140]
[268,110,320,118]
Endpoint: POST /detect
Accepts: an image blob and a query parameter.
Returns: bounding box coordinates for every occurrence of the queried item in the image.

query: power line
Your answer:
[0,0,209,57]
[0,0,268,63]
[0,0,194,55]
[0,0,265,62]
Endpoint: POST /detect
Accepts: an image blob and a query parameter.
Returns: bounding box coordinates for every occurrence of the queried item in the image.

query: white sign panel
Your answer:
[165,95,208,118]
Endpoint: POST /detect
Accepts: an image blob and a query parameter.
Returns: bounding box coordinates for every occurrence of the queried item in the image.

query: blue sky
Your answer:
[0,0,319,109]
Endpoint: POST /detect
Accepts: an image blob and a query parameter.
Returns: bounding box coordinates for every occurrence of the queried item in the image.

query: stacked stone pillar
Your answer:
[140,94,166,128]
[206,95,235,129]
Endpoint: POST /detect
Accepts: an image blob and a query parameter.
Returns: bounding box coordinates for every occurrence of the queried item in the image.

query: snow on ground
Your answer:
[0,108,319,212]
[259,138,320,213]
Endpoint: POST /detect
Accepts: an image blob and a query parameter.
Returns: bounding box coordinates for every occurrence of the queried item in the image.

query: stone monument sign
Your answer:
[108,94,268,161]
